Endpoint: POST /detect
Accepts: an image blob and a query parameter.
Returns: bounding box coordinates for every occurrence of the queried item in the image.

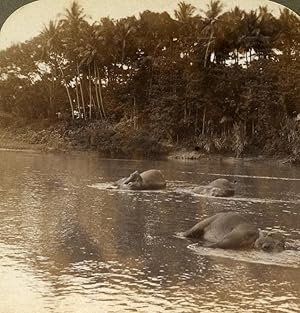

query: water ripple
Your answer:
[0,152,299,313]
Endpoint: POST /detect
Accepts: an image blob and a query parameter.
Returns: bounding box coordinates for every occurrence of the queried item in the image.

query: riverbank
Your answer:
[0,119,168,158]
[0,121,68,153]
[0,118,299,164]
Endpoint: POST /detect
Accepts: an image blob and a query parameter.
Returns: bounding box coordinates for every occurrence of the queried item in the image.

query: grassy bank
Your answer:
[0,118,299,164]
[0,118,170,158]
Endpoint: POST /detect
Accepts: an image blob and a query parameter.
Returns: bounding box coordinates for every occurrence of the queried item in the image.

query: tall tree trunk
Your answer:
[133,96,137,130]
[91,94,97,118]
[58,64,74,119]
[204,30,214,68]
[77,64,86,120]
[47,72,54,118]
[88,66,92,119]
[202,105,207,135]
[121,39,126,64]
[48,70,56,117]
[194,109,198,135]
[79,81,86,119]
[184,83,188,124]
[75,82,81,118]
[93,63,103,120]
[96,67,107,120]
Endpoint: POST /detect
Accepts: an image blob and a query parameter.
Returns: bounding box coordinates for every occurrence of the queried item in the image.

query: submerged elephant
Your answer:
[113,169,166,190]
[192,178,235,197]
[181,212,285,252]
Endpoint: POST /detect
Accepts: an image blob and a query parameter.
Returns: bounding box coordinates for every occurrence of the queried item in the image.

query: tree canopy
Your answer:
[0,1,299,157]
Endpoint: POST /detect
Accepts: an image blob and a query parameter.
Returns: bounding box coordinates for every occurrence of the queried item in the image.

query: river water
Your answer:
[0,150,299,313]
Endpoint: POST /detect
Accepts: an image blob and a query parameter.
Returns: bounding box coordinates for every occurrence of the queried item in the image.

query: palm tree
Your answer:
[238,10,260,62]
[201,0,223,67]
[276,8,300,56]
[78,31,97,120]
[174,2,196,22]
[79,18,119,120]
[115,16,137,65]
[237,7,278,62]
[214,7,245,64]
[137,10,177,101]
[198,0,223,135]
[254,6,278,59]
[174,1,198,55]
[61,1,89,119]
[40,20,75,119]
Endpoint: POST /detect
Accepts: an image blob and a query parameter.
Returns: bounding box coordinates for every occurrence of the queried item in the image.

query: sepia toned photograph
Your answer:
[0,0,299,312]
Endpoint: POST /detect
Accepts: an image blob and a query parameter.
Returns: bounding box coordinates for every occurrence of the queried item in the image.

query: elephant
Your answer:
[113,169,166,190]
[181,212,285,252]
[191,178,235,197]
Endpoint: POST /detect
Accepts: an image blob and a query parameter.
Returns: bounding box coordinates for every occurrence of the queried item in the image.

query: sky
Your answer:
[0,0,290,51]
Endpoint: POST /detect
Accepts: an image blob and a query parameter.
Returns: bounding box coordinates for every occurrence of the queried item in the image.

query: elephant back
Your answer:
[208,178,233,189]
[140,169,166,188]
[208,178,234,196]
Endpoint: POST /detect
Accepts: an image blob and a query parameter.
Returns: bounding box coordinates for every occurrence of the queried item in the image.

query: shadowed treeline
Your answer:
[0,1,299,160]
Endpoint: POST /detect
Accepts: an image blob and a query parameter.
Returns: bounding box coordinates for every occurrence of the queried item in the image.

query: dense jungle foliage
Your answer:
[0,1,299,160]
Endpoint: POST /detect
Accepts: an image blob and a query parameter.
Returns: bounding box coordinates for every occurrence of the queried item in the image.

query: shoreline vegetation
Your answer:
[0,117,299,164]
[0,1,299,164]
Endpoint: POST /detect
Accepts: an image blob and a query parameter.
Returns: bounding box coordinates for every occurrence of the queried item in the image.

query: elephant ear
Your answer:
[131,171,141,181]
[210,187,221,197]
[124,170,141,184]
[123,171,135,184]
[258,230,267,236]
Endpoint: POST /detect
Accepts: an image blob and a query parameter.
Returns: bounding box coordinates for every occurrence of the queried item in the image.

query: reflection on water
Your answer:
[187,243,300,268]
[0,151,299,313]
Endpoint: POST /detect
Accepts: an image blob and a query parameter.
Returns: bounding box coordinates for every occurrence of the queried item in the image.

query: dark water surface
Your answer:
[0,150,299,313]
